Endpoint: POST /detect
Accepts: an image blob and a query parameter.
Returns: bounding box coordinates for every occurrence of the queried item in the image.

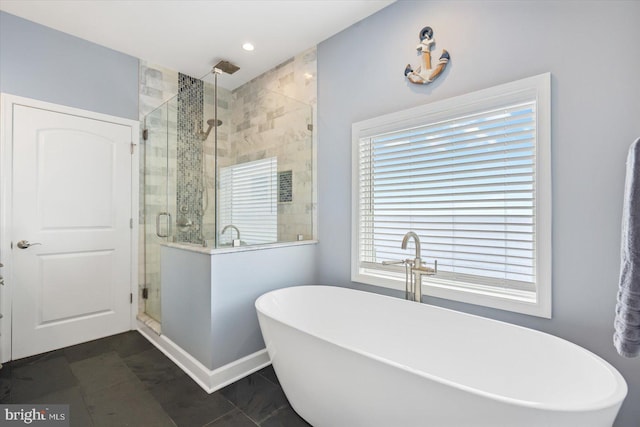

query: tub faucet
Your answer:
[401,231,422,268]
[221,224,241,246]
[400,231,437,302]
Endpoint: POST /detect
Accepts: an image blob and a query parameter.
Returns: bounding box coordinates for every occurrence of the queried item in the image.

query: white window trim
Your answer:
[351,73,552,318]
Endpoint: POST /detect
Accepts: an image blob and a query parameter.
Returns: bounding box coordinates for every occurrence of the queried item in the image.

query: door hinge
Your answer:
[130,218,133,229]
[130,142,135,154]
[142,287,148,300]
[130,293,133,304]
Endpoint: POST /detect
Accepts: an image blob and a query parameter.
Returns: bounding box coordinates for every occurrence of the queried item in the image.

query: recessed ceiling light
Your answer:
[242,43,255,52]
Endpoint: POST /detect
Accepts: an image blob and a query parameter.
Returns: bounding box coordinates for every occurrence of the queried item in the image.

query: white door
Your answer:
[11,104,134,359]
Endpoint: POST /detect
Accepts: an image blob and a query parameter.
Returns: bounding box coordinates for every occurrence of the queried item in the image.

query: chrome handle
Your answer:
[382,259,405,265]
[415,259,438,275]
[155,212,172,238]
[381,258,413,266]
[17,240,42,249]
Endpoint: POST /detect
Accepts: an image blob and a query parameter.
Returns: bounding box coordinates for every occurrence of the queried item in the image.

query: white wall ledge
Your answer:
[161,239,318,255]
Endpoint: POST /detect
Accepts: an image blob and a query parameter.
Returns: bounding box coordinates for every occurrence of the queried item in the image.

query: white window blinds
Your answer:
[219,157,277,245]
[359,101,537,292]
[352,73,551,317]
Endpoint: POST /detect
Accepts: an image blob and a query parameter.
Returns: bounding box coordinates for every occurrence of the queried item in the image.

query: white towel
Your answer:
[614,137,640,358]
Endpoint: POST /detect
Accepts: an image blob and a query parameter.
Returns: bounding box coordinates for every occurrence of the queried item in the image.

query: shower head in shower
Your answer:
[213,60,240,75]
[198,118,223,140]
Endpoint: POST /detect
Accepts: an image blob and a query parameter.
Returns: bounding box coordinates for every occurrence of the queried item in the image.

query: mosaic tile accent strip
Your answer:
[176,73,204,244]
[278,170,293,203]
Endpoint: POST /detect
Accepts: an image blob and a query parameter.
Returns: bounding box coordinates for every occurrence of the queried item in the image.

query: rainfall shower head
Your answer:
[213,60,240,75]
[198,118,223,140]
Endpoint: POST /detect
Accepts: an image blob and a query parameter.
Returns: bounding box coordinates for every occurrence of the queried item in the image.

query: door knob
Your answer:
[16,240,42,249]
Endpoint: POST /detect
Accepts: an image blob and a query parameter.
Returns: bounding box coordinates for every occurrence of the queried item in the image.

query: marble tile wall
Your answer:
[227,47,317,242]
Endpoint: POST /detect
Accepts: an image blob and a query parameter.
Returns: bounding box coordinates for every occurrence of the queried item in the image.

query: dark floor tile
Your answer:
[70,351,137,394]
[147,370,204,403]
[26,386,95,427]
[107,331,153,358]
[256,365,279,386]
[124,347,184,387]
[0,365,11,403]
[84,378,174,427]
[8,349,66,369]
[149,375,235,427]
[9,356,77,403]
[204,408,258,427]
[0,364,11,378]
[220,373,288,424]
[0,378,11,403]
[1,333,300,427]
[260,405,311,427]
[64,336,115,363]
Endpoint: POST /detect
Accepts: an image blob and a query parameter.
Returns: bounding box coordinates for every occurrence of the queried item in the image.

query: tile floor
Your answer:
[0,331,312,427]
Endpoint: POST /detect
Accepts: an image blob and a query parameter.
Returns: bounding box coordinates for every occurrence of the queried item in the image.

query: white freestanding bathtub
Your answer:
[255,285,627,427]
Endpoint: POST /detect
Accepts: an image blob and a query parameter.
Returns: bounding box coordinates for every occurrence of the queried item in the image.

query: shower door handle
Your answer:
[156,212,172,238]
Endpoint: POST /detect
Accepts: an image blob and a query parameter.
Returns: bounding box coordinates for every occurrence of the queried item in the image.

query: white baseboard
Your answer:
[137,320,271,393]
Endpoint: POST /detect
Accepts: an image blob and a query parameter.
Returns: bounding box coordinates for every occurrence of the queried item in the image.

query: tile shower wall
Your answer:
[227,47,317,242]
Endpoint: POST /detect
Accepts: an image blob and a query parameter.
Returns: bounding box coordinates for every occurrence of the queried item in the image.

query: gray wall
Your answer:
[161,246,213,368]
[161,244,317,370]
[210,244,317,369]
[0,11,138,120]
[316,1,640,426]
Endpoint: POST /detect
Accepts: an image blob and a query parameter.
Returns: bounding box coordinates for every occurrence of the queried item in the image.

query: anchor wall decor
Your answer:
[404,26,450,85]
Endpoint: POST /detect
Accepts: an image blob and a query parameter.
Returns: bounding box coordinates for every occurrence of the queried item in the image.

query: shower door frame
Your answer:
[141,100,176,323]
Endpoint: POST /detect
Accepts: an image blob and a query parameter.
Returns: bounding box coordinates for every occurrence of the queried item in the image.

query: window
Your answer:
[352,74,551,317]
[219,157,278,245]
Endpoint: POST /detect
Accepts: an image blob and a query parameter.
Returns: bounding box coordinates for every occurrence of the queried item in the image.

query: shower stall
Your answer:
[141,66,314,324]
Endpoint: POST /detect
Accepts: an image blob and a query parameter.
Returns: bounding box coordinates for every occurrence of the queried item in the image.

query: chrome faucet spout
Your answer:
[221,224,241,245]
[401,231,421,265]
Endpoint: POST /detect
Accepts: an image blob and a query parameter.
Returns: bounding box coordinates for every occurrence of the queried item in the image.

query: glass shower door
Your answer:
[143,97,177,323]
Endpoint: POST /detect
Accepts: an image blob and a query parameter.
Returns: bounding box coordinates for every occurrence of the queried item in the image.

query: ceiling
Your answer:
[0,0,394,90]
